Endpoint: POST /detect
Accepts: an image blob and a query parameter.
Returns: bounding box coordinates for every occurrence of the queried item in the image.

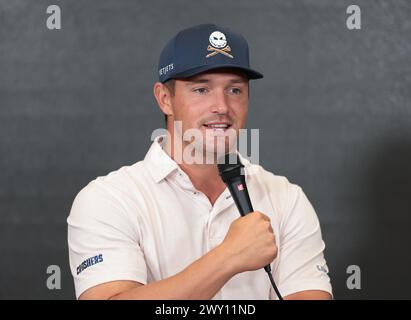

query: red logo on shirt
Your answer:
[237,184,244,191]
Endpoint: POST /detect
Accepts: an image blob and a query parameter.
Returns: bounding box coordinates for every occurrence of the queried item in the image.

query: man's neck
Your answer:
[164,135,226,206]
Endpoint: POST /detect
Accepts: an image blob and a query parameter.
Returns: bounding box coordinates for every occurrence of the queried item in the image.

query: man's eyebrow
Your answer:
[185,79,210,86]
[229,78,247,83]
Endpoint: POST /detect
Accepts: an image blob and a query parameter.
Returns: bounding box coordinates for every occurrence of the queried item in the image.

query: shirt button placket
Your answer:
[208,207,220,251]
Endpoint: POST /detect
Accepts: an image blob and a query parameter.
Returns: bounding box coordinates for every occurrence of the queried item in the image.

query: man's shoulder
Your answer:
[68,160,153,224]
[247,162,297,192]
[247,162,303,213]
[72,160,150,206]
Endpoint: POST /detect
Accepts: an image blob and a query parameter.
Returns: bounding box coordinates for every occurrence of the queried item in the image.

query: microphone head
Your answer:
[217,153,244,184]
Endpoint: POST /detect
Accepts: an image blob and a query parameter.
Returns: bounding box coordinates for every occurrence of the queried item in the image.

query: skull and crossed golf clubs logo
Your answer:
[206,31,234,59]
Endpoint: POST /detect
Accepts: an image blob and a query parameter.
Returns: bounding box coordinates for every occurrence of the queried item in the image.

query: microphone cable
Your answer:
[265,264,283,300]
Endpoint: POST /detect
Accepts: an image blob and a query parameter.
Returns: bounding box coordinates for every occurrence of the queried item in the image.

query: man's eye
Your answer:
[230,88,241,94]
[193,88,208,94]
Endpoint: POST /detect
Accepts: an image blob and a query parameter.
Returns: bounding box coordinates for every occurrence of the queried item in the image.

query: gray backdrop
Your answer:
[1,0,410,299]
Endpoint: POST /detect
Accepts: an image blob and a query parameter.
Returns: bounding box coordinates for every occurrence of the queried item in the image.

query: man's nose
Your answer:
[211,89,229,114]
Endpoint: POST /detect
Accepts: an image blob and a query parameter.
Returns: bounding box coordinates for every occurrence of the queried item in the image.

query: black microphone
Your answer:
[217,153,283,300]
[217,153,253,217]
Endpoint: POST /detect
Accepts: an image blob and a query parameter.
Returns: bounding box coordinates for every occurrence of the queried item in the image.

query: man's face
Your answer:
[168,69,249,157]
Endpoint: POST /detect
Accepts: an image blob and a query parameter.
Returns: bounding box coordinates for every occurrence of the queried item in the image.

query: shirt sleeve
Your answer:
[271,183,333,299]
[67,181,148,299]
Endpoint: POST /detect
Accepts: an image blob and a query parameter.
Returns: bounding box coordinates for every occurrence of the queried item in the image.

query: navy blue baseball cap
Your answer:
[158,24,264,83]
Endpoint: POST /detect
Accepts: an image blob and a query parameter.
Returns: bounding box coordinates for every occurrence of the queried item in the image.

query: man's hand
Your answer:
[220,211,277,273]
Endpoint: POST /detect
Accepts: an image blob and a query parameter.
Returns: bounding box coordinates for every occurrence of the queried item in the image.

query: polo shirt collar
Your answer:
[143,135,179,183]
[144,135,253,183]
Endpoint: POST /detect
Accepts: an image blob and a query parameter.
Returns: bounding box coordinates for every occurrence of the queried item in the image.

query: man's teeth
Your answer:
[205,124,229,128]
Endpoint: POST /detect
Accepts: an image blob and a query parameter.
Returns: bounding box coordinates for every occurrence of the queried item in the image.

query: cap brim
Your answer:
[162,64,263,83]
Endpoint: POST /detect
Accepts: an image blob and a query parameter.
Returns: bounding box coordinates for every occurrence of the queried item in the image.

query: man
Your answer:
[67,24,332,300]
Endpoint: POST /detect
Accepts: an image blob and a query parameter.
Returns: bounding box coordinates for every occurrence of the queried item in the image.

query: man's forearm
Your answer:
[110,243,236,300]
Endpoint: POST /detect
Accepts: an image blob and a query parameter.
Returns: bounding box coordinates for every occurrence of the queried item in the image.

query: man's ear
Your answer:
[153,82,173,117]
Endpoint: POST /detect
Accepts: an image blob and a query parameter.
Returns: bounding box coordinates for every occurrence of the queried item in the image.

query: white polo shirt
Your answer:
[67,136,332,299]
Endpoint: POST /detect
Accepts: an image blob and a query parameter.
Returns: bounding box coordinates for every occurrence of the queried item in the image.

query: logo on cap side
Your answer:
[159,63,174,77]
[206,31,233,59]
